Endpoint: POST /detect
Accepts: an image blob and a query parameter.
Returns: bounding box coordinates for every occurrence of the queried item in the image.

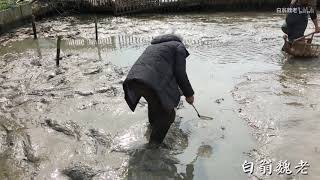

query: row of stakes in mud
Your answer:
[31,15,99,67]
[30,14,214,67]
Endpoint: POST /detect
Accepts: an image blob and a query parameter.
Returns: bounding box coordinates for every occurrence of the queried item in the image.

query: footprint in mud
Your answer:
[75,90,94,97]
[63,163,103,180]
[77,101,99,110]
[285,102,304,107]
[82,66,102,76]
[43,118,81,140]
[94,86,117,96]
[62,162,122,180]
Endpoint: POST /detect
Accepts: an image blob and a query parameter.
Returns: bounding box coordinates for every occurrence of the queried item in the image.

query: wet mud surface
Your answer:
[233,59,320,180]
[0,12,319,179]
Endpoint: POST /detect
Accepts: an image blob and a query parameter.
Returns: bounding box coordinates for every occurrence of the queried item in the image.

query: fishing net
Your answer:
[283,36,320,57]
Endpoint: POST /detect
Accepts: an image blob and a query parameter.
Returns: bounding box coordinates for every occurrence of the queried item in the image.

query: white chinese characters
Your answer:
[276,7,315,14]
[242,160,310,176]
[259,159,273,175]
[242,160,254,174]
[274,160,292,175]
[295,160,310,175]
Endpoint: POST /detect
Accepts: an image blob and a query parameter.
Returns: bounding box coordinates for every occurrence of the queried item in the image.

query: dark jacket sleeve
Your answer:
[174,44,194,97]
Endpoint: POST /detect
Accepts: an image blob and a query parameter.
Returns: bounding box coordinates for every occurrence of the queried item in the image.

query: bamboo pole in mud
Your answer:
[35,39,42,59]
[31,15,37,39]
[95,16,98,41]
[96,41,102,61]
[56,36,62,67]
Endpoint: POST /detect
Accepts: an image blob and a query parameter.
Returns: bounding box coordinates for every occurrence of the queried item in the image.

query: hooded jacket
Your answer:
[123,34,194,111]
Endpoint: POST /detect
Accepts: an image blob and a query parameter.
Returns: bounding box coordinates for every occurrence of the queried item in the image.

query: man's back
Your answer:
[130,40,181,87]
[123,34,193,111]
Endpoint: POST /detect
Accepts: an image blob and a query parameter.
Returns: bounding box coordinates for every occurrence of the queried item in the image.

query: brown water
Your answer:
[0,12,319,180]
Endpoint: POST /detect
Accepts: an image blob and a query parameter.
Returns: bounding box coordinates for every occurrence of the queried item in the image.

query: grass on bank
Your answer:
[0,0,17,11]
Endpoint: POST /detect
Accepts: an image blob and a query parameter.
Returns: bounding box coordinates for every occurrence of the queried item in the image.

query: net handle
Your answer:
[293,32,317,44]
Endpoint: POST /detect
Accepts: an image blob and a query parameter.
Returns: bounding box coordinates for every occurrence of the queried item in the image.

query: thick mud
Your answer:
[0,12,319,180]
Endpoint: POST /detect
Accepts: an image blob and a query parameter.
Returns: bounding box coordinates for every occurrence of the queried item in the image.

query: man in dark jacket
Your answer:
[123,34,194,145]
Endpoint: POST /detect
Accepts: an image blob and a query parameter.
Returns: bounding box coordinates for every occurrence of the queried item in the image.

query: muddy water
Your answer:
[0,12,319,180]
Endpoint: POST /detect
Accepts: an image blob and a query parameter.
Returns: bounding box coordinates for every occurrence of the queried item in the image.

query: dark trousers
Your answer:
[130,81,175,144]
[285,14,308,42]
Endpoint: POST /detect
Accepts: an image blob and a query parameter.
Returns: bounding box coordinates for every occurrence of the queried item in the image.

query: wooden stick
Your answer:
[31,15,37,39]
[95,16,98,41]
[293,32,318,43]
[96,41,102,61]
[35,39,42,59]
[56,36,62,67]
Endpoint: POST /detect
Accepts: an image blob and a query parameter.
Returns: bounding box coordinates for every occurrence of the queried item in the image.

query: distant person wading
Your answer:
[282,0,320,42]
[123,34,194,146]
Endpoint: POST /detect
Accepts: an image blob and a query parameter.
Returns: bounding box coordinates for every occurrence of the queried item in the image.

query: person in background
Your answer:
[282,0,320,42]
[123,34,194,147]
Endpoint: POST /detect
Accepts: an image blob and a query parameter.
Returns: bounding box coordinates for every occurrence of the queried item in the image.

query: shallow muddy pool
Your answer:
[0,12,319,180]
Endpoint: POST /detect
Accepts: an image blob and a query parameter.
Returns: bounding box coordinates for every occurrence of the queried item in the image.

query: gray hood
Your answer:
[151,34,189,57]
[151,34,182,44]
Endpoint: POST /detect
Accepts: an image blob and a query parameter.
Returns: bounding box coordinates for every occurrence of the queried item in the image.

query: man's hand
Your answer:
[186,96,194,105]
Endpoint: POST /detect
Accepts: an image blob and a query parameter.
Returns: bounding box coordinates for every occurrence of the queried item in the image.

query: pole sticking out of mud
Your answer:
[95,16,98,41]
[56,36,62,67]
[31,15,37,39]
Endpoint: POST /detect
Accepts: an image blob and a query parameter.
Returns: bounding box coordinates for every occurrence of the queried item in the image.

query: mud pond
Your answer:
[0,12,320,180]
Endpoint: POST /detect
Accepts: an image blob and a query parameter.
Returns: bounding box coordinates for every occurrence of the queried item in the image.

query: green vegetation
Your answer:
[0,0,16,11]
